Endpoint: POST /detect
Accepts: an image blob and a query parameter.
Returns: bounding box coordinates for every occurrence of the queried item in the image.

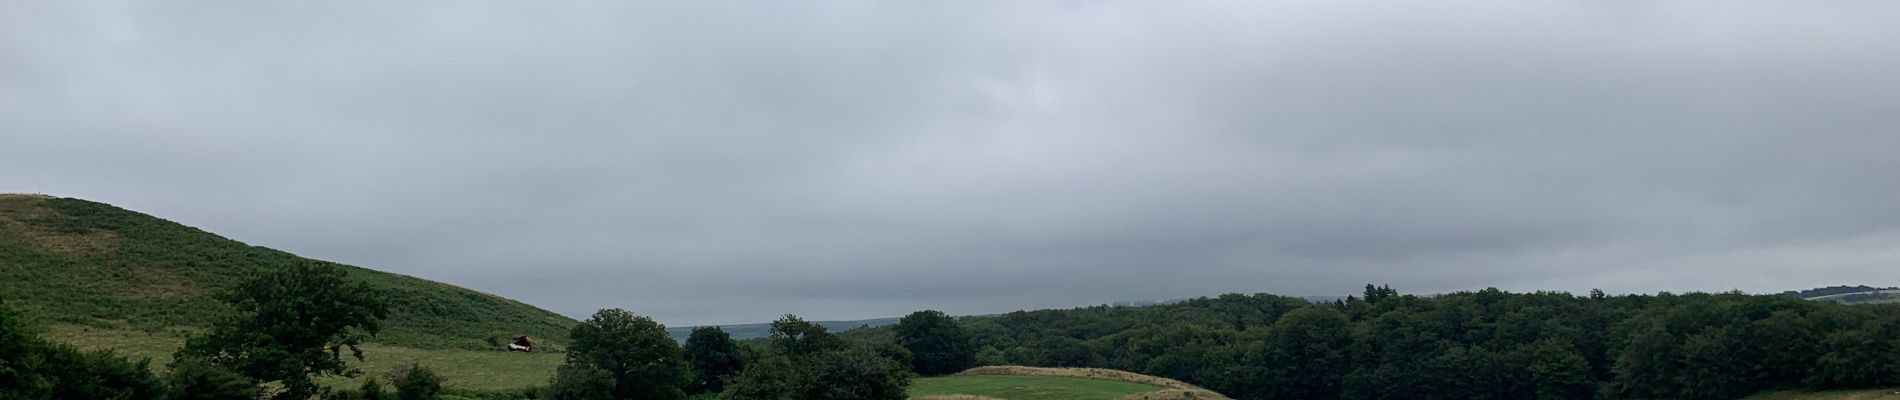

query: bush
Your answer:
[548,364,616,400]
[392,364,445,400]
[166,358,256,400]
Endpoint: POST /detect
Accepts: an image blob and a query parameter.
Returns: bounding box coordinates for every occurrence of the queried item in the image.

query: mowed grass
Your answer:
[1744,389,1900,400]
[910,375,1166,400]
[46,325,561,391]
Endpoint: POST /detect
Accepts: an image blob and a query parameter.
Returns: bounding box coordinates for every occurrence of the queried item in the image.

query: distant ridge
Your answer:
[668,295,1349,341]
[0,195,578,350]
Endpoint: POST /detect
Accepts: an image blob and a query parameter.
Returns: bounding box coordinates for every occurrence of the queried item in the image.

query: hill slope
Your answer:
[0,194,576,350]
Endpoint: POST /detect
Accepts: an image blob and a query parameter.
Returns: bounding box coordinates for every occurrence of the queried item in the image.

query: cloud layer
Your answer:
[6,1,1899,325]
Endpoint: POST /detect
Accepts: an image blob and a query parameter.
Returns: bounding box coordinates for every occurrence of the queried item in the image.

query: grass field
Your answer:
[910,375,1166,400]
[1,195,578,352]
[46,324,561,391]
[1744,389,1900,400]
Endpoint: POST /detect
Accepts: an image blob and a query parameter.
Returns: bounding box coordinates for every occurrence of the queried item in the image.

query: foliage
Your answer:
[842,287,1900,400]
[563,308,690,400]
[766,314,847,357]
[724,314,913,400]
[166,358,258,400]
[362,377,389,400]
[896,310,977,376]
[392,364,445,400]
[683,326,744,394]
[547,364,615,400]
[974,346,1007,367]
[0,196,576,351]
[176,260,390,399]
[0,299,166,400]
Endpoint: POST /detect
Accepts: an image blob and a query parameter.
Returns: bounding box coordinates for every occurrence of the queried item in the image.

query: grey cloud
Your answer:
[5,1,1900,325]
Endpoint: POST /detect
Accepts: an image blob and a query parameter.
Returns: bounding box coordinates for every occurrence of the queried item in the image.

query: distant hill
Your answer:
[0,194,577,350]
[1783,285,1900,305]
[670,295,1349,341]
[1783,285,1897,299]
[668,317,902,341]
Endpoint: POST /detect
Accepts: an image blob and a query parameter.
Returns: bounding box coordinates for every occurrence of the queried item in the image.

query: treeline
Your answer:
[12,257,1898,400]
[853,286,1900,400]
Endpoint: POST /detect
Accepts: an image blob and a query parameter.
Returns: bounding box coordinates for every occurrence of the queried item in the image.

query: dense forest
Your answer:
[848,286,1900,400]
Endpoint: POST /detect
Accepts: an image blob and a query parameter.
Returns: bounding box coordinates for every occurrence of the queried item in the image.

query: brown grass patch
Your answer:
[955,366,1230,400]
[0,195,118,254]
[910,396,1008,400]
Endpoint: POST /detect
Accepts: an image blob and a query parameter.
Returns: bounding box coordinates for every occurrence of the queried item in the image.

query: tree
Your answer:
[565,308,690,400]
[1810,322,1900,388]
[1257,305,1354,400]
[391,364,444,400]
[0,300,44,397]
[684,326,745,394]
[974,346,1007,366]
[725,314,913,400]
[1611,324,1684,399]
[1524,339,1594,400]
[176,261,389,400]
[359,377,388,400]
[547,364,616,400]
[895,310,976,375]
[768,314,845,356]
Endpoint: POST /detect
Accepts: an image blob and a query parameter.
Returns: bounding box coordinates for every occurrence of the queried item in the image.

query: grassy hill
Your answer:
[909,366,1230,400]
[0,194,578,389]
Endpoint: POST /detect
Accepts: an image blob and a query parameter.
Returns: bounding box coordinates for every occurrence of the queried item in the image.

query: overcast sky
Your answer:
[5,1,1900,326]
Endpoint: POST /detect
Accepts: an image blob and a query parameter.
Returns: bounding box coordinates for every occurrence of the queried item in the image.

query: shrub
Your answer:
[548,364,616,400]
[392,364,445,400]
[166,358,256,400]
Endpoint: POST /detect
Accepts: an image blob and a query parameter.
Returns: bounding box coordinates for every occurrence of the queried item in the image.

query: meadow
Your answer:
[46,324,562,391]
[910,375,1165,400]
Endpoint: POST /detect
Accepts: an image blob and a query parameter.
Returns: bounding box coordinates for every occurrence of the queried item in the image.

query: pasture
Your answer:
[910,375,1165,400]
[46,324,562,391]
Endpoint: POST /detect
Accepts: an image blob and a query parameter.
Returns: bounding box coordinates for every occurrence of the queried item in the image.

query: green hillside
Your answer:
[0,194,577,351]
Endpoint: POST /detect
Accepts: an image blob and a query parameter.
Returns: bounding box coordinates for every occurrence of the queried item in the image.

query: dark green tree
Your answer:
[176,261,389,400]
[768,314,845,356]
[1257,305,1353,400]
[725,314,913,400]
[684,326,745,394]
[1611,324,1684,399]
[547,364,616,400]
[0,300,45,397]
[1810,321,1900,388]
[359,377,387,400]
[974,346,1008,366]
[895,310,976,375]
[1524,339,1594,400]
[564,308,690,400]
